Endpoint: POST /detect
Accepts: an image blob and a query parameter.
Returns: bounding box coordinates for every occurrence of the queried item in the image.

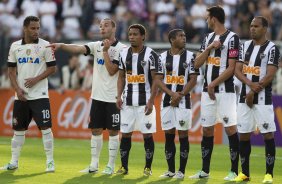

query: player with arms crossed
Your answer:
[48,18,125,174]
[116,24,159,176]
[189,6,240,181]
[233,16,280,183]
[1,16,57,172]
[155,29,199,179]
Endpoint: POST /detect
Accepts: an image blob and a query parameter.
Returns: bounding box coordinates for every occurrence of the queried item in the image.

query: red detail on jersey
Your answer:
[229,49,238,58]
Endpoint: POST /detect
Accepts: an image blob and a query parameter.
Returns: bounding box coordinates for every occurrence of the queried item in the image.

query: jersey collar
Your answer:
[21,38,39,45]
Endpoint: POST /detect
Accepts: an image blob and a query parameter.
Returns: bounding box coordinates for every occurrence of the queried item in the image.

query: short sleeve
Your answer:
[119,53,125,70]
[199,35,208,52]
[85,42,98,56]
[227,34,240,60]
[238,41,244,63]
[268,45,280,67]
[149,51,159,71]
[45,46,56,63]
[7,45,17,67]
[189,53,200,75]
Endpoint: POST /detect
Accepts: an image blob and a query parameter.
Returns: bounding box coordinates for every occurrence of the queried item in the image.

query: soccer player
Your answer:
[233,16,280,183]
[1,16,56,172]
[116,24,159,176]
[155,29,199,179]
[189,6,240,181]
[48,18,125,174]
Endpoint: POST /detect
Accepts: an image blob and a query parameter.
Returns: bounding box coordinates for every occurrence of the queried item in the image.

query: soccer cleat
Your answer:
[224,171,237,181]
[0,163,18,170]
[189,170,209,179]
[116,166,128,175]
[46,160,55,172]
[262,174,273,183]
[159,171,175,178]
[102,165,114,175]
[173,171,184,179]
[143,167,152,176]
[79,166,98,173]
[232,172,250,182]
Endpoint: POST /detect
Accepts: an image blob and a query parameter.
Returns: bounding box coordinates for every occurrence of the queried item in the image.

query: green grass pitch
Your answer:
[0,137,281,184]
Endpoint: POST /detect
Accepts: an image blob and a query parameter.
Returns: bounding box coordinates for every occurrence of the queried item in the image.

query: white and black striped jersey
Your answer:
[238,40,280,105]
[200,30,239,93]
[119,46,159,106]
[157,50,199,109]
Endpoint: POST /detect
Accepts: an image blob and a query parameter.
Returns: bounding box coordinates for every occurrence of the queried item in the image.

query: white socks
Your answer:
[90,134,103,168]
[41,128,54,163]
[108,135,119,169]
[10,131,26,165]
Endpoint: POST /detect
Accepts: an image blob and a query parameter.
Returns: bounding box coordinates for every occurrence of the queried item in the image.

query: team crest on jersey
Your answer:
[183,62,188,69]
[141,60,146,67]
[26,49,31,55]
[220,45,225,50]
[145,122,152,129]
[179,120,185,127]
[223,116,229,124]
[263,122,269,130]
[260,53,266,59]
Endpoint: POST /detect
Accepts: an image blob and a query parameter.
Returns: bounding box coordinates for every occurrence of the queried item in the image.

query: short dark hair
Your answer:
[128,24,146,37]
[101,18,116,28]
[254,16,269,27]
[168,29,184,44]
[207,6,225,24]
[23,16,40,27]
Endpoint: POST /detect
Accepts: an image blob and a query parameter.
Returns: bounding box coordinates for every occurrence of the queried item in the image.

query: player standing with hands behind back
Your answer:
[1,16,57,172]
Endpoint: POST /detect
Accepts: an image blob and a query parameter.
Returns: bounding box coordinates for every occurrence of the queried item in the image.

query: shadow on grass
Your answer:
[0,171,46,184]
[63,173,148,184]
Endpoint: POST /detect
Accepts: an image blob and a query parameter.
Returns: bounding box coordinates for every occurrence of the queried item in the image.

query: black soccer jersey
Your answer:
[119,46,159,106]
[238,40,280,105]
[200,30,240,93]
[158,50,199,109]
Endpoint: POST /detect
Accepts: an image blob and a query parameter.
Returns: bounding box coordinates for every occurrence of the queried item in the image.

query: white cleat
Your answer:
[0,163,18,171]
[189,170,209,179]
[101,165,114,175]
[159,171,175,178]
[46,161,55,172]
[79,166,98,174]
[173,171,184,179]
[224,171,237,181]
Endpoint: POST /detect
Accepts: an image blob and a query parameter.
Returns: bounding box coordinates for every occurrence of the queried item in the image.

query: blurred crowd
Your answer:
[0,0,282,94]
[1,0,282,42]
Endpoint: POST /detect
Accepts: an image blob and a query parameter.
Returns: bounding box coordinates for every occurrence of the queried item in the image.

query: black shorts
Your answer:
[88,99,120,130]
[12,98,52,130]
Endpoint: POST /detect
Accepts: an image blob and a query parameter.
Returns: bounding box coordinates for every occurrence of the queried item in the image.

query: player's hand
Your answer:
[245,91,254,108]
[24,77,39,88]
[103,39,111,52]
[16,88,27,101]
[207,83,216,100]
[249,82,263,93]
[207,40,221,50]
[46,43,62,51]
[145,99,154,115]
[170,92,183,107]
[116,97,123,110]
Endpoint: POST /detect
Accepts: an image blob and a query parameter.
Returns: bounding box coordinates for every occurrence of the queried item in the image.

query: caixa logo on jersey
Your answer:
[97,58,105,65]
[18,57,40,64]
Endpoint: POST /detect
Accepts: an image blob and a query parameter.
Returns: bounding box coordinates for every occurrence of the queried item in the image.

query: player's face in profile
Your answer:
[250,18,266,40]
[128,28,144,47]
[24,21,40,41]
[206,13,214,29]
[99,20,114,39]
[174,31,186,49]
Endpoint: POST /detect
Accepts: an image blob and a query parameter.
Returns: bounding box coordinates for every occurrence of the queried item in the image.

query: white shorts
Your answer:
[201,92,237,127]
[120,105,156,134]
[161,107,192,131]
[237,103,276,133]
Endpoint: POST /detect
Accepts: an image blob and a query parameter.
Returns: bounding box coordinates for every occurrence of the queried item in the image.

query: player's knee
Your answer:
[91,128,103,135]
[263,132,274,140]
[225,125,237,136]
[202,126,214,136]
[108,129,119,136]
[178,130,188,138]
[122,132,132,138]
